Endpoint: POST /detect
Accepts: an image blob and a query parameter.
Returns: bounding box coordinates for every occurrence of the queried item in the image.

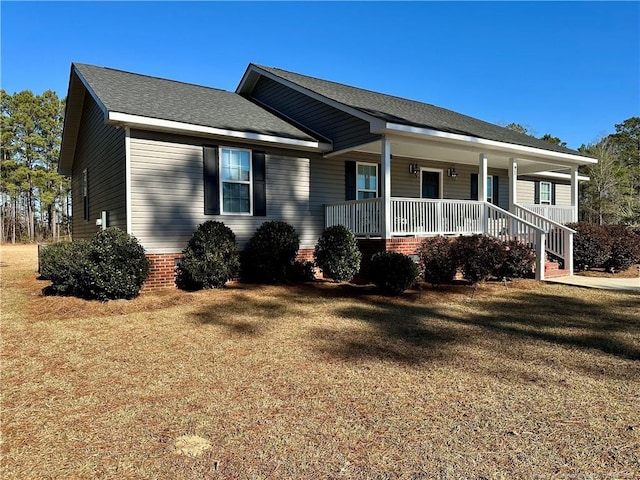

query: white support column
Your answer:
[570,166,579,222]
[508,158,518,213]
[478,153,488,203]
[381,137,392,239]
[479,153,488,234]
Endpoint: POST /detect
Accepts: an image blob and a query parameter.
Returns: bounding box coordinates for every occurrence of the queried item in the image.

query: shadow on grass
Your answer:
[189,282,640,367]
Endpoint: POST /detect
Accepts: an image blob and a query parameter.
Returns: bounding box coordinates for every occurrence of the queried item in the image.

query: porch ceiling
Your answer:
[349,137,589,174]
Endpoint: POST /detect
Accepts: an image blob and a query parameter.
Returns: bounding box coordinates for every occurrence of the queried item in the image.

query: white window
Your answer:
[220,147,252,214]
[540,181,552,205]
[357,162,378,200]
[486,176,494,204]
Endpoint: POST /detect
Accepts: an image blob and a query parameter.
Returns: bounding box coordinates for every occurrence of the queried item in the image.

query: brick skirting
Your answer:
[144,248,317,290]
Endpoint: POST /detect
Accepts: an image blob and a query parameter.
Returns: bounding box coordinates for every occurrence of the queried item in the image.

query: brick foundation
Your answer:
[143,248,317,290]
[353,237,425,284]
[144,253,182,290]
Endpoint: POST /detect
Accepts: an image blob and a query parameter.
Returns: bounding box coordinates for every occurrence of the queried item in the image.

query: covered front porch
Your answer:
[324,132,596,280]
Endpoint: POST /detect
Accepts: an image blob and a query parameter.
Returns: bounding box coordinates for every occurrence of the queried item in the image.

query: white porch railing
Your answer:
[514,204,575,275]
[325,198,549,279]
[520,204,575,225]
[324,198,381,237]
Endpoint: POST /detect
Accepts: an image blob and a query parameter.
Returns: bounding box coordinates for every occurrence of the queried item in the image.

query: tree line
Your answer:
[1,89,69,243]
[507,118,640,226]
[1,87,638,244]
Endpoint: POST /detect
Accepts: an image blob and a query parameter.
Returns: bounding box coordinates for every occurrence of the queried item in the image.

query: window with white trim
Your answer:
[357,162,378,200]
[539,181,552,205]
[220,147,252,214]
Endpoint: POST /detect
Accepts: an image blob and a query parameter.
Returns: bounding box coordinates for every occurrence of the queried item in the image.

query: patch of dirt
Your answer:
[577,264,640,278]
[173,435,212,457]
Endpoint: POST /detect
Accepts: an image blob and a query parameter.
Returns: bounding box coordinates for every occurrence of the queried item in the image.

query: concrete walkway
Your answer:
[546,275,640,292]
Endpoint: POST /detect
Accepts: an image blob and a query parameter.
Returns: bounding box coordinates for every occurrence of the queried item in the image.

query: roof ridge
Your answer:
[255,64,467,117]
[73,62,231,94]
[254,63,582,154]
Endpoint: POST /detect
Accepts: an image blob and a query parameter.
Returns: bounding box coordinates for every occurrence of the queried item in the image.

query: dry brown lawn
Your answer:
[1,244,639,479]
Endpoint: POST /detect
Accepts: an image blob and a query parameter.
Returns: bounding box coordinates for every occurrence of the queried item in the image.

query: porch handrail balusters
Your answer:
[513,203,576,275]
[519,204,575,225]
[324,198,381,237]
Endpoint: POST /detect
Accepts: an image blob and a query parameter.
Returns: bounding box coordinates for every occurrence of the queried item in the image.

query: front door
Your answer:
[421,171,440,199]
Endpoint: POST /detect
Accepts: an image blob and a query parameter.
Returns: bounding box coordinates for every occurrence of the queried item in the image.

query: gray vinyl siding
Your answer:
[128,130,330,253]
[517,180,536,204]
[517,180,571,206]
[555,184,571,206]
[249,76,379,151]
[71,91,126,239]
[332,152,509,207]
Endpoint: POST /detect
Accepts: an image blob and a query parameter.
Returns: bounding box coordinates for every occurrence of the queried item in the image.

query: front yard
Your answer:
[1,244,639,479]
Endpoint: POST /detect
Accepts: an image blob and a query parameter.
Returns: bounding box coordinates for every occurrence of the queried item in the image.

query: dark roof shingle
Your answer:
[74,63,317,142]
[254,64,587,156]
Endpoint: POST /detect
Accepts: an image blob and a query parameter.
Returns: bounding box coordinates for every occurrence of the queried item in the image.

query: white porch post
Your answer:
[570,166,579,222]
[479,153,488,233]
[478,153,488,202]
[381,137,392,238]
[508,158,518,213]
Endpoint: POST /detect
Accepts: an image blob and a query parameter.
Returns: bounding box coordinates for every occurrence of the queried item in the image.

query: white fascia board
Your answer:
[108,112,332,152]
[526,171,590,182]
[377,122,598,166]
[237,65,378,125]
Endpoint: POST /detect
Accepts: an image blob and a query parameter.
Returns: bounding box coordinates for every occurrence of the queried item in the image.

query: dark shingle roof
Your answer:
[254,64,588,156]
[74,63,317,142]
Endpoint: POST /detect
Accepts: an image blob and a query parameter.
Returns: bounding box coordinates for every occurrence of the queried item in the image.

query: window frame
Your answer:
[539,181,552,205]
[219,146,253,216]
[356,162,378,200]
[486,176,495,204]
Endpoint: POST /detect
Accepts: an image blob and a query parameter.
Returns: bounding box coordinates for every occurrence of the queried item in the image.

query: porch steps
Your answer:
[545,261,570,279]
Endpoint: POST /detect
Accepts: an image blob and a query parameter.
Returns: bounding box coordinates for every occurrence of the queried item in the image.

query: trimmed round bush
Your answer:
[368,251,420,295]
[80,228,151,301]
[418,236,458,287]
[494,239,535,280]
[240,221,300,284]
[287,260,317,283]
[314,225,362,282]
[453,235,503,284]
[176,221,240,290]
[39,240,89,296]
[43,228,150,300]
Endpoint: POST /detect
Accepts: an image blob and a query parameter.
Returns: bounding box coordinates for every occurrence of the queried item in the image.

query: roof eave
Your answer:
[376,122,597,167]
[108,112,332,152]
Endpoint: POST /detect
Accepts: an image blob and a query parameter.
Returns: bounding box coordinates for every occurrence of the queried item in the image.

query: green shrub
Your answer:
[368,251,420,295]
[176,221,240,290]
[494,239,536,280]
[602,225,640,273]
[80,228,151,301]
[453,235,503,284]
[418,236,458,287]
[42,228,150,300]
[287,260,317,283]
[567,223,611,271]
[313,225,362,282]
[240,221,300,284]
[39,241,89,296]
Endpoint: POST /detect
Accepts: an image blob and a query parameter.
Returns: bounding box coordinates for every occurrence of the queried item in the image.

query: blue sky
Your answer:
[1,1,638,149]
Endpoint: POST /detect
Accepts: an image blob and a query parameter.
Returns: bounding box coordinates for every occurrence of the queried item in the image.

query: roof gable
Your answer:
[72,63,318,142]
